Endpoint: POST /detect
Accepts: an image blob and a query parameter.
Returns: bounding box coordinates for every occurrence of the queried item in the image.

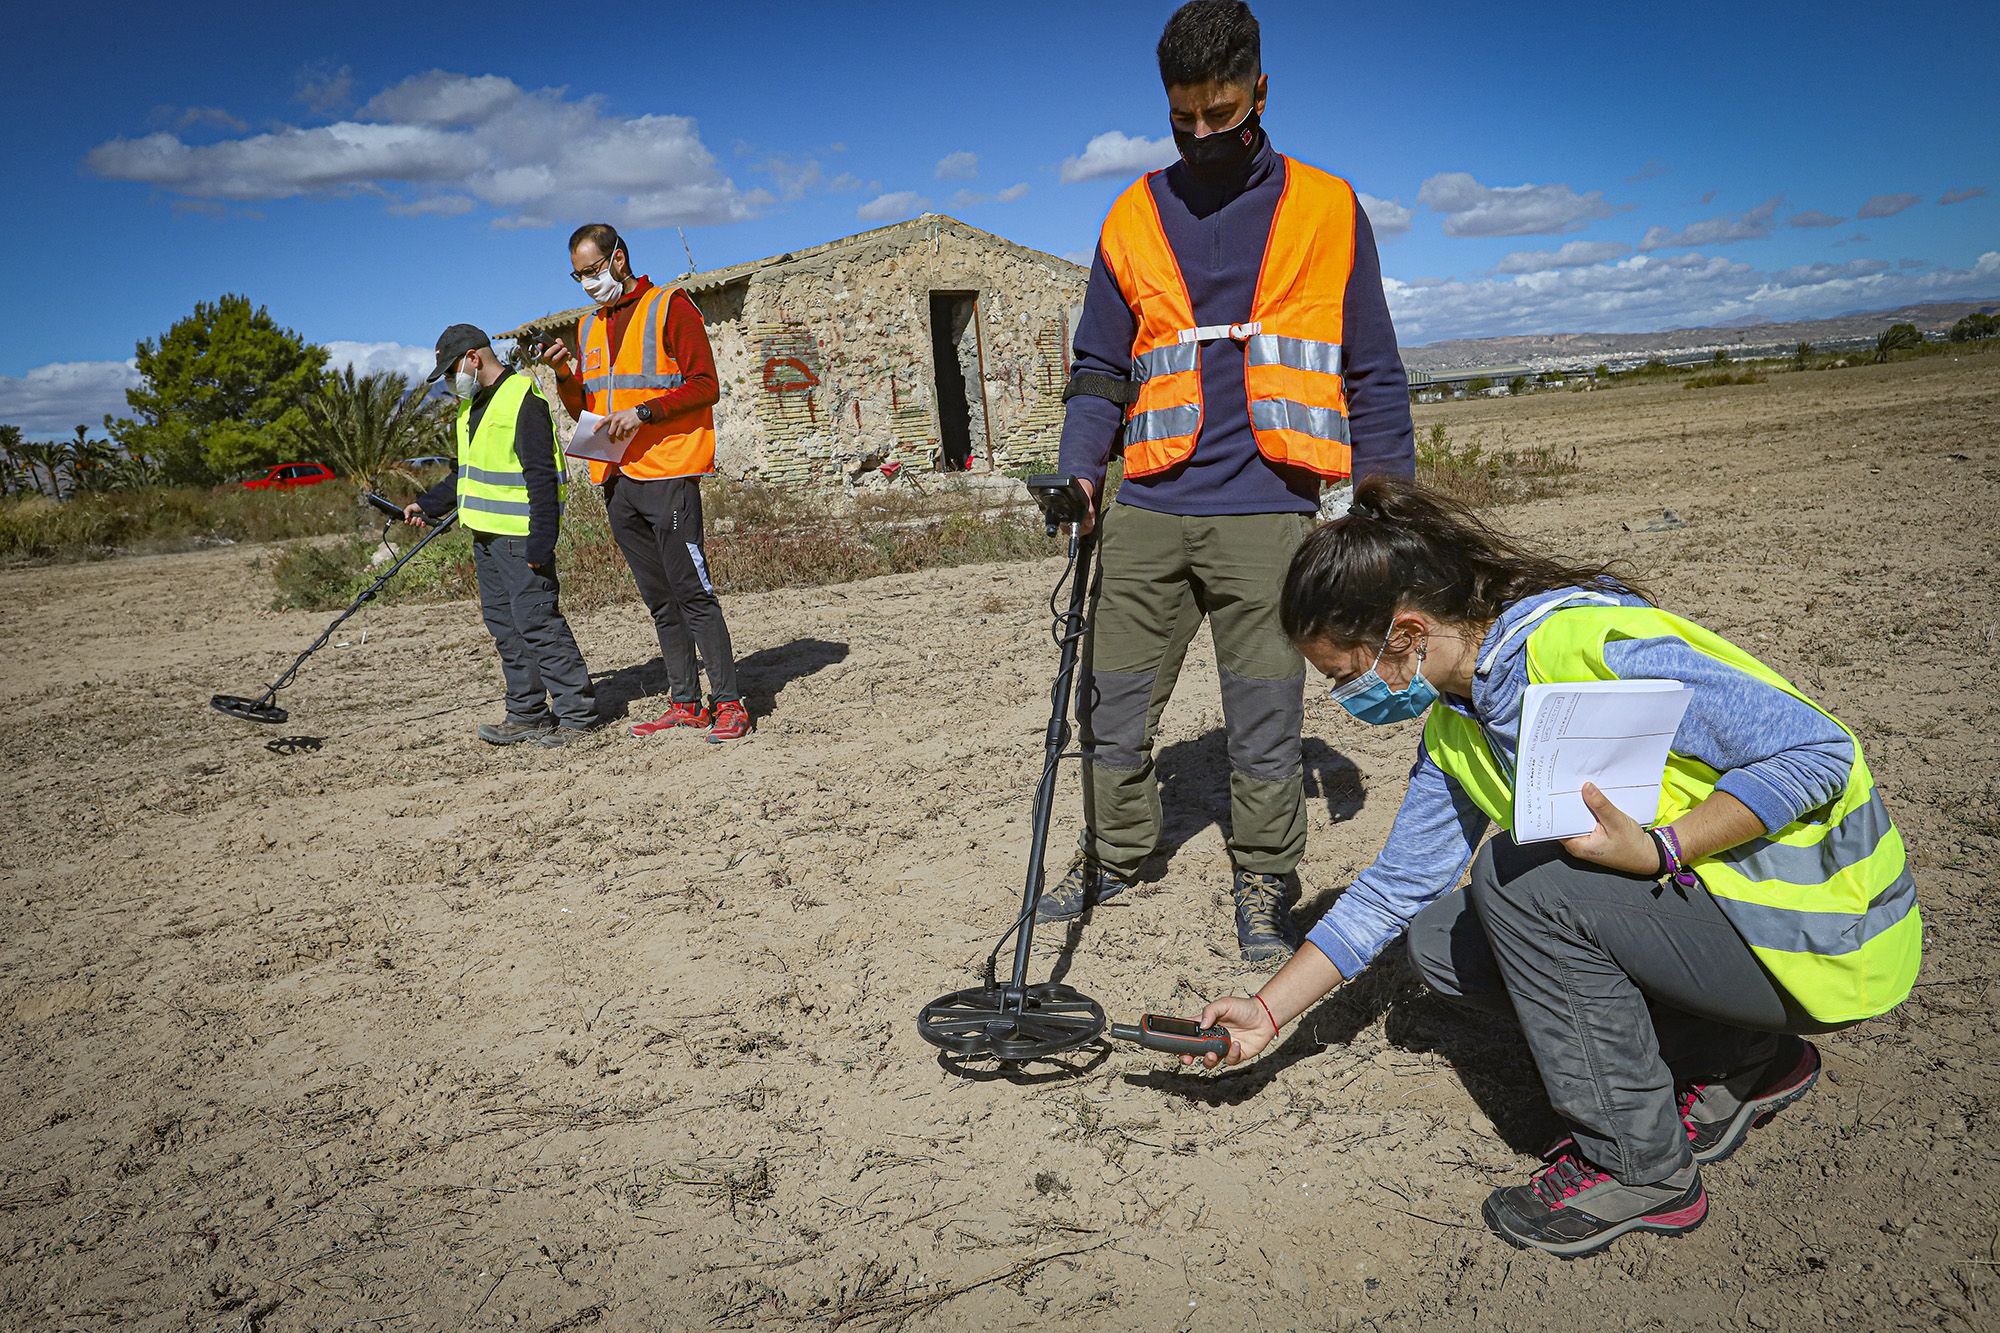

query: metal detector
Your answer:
[210,495,458,725]
[916,475,1108,1062]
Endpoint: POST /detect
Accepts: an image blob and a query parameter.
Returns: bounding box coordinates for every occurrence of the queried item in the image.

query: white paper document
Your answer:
[1512,679,1694,843]
[564,411,630,465]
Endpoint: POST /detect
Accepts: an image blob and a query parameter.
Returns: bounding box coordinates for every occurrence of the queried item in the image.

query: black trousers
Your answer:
[604,475,739,704]
[1406,835,1848,1184]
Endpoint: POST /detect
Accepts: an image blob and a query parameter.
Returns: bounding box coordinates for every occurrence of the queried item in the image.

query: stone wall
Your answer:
[686,221,1085,487]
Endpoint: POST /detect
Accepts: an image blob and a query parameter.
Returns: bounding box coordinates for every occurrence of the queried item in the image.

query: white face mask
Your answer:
[451,356,478,399]
[581,262,624,305]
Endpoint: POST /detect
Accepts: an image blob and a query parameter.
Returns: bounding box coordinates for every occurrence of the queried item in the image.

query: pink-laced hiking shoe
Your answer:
[1482,1149,1707,1257]
[630,701,710,737]
[1679,1037,1822,1165]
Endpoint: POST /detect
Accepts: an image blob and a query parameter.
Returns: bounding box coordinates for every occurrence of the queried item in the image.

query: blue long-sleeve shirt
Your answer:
[1057,131,1414,515]
[1305,587,1859,978]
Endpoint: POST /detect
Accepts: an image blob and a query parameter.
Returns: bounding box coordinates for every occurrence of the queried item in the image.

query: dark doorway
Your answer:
[928,291,990,471]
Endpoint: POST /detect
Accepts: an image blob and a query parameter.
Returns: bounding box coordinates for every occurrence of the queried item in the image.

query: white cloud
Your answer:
[1626,159,1667,183]
[755,155,824,203]
[948,183,1031,209]
[1059,131,1176,184]
[1357,192,1414,236]
[1940,186,1988,206]
[295,63,355,115]
[1388,250,2000,345]
[87,71,763,230]
[323,341,435,382]
[935,150,979,180]
[387,194,476,217]
[1416,172,1616,237]
[1638,197,1781,250]
[0,360,141,437]
[1787,209,1846,229]
[176,106,247,133]
[828,172,863,193]
[1495,240,1633,274]
[1857,192,1920,219]
[857,191,929,222]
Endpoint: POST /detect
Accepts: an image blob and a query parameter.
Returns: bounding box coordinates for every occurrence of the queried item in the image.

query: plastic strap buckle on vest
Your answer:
[1062,373,1138,406]
[1176,321,1262,345]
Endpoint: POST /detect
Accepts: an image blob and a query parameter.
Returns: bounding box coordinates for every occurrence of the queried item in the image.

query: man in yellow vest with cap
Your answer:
[405,323,600,747]
[1047,0,1416,960]
[539,225,748,744]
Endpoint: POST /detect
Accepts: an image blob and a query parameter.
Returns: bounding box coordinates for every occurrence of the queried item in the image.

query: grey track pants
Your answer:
[604,475,740,705]
[1077,503,1310,877]
[472,533,599,728]
[1406,834,1849,1185]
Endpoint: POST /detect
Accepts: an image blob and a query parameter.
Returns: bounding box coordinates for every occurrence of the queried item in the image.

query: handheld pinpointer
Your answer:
[1109,1014,1231,1059]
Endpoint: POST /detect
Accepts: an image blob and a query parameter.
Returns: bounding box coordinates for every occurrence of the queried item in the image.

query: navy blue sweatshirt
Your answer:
[417,369,563,567]
[1057,132,1415,515]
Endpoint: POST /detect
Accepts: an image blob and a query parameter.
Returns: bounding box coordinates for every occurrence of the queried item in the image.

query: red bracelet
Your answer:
[1255,994,1280,1035]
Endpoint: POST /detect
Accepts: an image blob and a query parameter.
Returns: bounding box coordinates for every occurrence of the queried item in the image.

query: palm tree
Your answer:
[19,439,65,497]
[0,425,26,497]
[62,425,118,494]
[294,367,449,488]
[1874,323,1924,363]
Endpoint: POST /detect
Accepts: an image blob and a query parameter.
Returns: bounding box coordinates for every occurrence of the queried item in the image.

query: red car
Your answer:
[241,462,336,490]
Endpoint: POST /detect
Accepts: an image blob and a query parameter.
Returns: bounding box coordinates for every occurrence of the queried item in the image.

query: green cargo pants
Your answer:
[1077,503,1310,878]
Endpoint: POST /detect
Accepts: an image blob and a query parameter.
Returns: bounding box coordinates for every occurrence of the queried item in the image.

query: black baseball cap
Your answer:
[426,324,492,382]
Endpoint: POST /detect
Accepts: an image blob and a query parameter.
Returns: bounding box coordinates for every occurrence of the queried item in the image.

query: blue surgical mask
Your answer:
[1329,632,1438,725]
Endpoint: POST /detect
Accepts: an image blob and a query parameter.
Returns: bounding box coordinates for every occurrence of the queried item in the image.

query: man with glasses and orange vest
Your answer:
[539,224,748,743]
[1045,0,1415,961]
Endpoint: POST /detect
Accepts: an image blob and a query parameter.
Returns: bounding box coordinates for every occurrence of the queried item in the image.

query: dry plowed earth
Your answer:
[3,355,1997,1330]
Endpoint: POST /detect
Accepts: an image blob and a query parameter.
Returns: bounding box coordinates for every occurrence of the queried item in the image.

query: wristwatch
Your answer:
[634,402,656,424]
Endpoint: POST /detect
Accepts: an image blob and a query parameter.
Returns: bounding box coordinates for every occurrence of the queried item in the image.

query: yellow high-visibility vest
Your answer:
[1423,602,1920,1023]
[455,373,564,537]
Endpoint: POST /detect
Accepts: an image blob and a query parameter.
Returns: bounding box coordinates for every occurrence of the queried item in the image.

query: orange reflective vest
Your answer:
[1098,157,1357,480]
[575,283,717,484]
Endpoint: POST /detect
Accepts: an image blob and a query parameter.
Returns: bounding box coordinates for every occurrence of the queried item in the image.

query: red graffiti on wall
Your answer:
[761,356,821,393]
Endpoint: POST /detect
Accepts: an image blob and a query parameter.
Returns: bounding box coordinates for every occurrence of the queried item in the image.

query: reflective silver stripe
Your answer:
[1177,320,1261,344]
[1714,868,1918,956]
[582,373,612,394]
[459,463,526,487]
[1713,791,1895,884]
[1246,334,1344,375]
[608,372,685,392]
[460,494,534,517]
[1124,403,1201,444]
[1133,342,1197,381]
[1476,591,1621,676]
[1250,396,1351,443]
[639,287,664,378]
[578,313,598,397]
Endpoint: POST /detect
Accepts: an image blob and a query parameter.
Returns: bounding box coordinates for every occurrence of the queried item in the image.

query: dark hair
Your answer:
[1157,0,1261,89]
[1280,475,1650,648]
[567,222,627,264]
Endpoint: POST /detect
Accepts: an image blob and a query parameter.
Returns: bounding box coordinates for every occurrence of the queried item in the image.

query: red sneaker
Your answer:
[707,699,750,743]
[630,700,711,737]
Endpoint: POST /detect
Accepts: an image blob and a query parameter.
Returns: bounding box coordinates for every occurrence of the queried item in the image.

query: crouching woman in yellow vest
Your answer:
[1181,474,1919,1257]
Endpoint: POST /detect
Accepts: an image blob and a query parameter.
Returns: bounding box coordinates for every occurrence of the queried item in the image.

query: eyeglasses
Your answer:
[570,250,619,282]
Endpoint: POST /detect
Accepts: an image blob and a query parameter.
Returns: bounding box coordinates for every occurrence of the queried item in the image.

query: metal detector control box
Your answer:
[1025,474,1089,535]
[1109,1015,1231,1059]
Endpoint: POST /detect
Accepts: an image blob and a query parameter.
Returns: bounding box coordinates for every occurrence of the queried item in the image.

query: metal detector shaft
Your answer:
[1007,526,1096,993]
[264,510,458,698]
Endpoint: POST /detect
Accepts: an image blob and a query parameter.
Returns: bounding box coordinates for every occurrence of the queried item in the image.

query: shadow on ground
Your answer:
[591,637,850,722]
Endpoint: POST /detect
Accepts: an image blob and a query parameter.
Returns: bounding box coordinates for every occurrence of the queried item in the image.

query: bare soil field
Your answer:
[3,354,1997,1331]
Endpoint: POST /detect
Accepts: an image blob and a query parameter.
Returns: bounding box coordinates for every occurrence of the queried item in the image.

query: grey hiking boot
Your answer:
[1483,1150,1707,1257]
[535,721,603,748]
[1035,855,1134,922]
[478,717,556,745]
[1679,1037,1821,1165]
[1232,870,1300,963]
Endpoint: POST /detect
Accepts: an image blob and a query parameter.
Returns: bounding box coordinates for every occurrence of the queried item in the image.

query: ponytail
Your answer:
[1279,475,1647,647]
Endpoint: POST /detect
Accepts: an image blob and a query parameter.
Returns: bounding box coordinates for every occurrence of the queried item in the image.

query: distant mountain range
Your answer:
[1400,299,2000,373]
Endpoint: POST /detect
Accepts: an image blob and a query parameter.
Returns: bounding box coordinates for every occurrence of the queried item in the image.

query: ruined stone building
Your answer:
[501,215,1086,487]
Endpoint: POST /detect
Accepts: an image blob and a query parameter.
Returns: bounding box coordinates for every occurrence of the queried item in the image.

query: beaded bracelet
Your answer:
[1650,825,1701,889]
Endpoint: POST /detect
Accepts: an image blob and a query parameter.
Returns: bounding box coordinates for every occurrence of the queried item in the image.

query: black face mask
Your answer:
[1173,106,1261,183]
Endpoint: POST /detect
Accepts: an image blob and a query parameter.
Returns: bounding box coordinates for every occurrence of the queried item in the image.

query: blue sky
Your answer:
[3,0,1995,436]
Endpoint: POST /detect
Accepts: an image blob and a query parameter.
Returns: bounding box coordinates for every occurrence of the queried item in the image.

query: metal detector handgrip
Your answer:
[1109,1015,1231,1059]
